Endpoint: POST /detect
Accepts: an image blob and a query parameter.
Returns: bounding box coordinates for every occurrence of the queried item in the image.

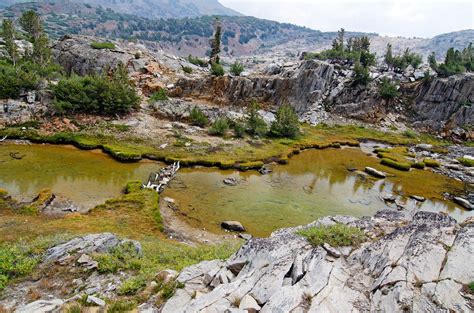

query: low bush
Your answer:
[182,65,193,74]
[297,224,366,247]
[381,158,411,171]
[189,106,208,127]
[90,42,116,50]
[187,55,208,67]
[245,101,267,137]
[52,66,140,115]
[0,61,40,99]
[211,63,225,76]
[378,78,399,100]
[231,119,246,138]
[230,61,244,76]
[208,118,229,136]
[269,103,300,139]
[107,300,137,313]
[148,88,168,102]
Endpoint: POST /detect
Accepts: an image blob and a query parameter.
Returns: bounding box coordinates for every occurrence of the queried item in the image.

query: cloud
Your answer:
[220,0,474,37]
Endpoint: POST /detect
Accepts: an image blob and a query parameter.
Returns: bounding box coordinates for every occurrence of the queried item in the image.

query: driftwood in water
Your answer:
[143,162,180,193]
[0,136,7,142]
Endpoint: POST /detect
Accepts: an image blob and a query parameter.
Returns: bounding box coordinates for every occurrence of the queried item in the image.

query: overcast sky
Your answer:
[220,0,473,38]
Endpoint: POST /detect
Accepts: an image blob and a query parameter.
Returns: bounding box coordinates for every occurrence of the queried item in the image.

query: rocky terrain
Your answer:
[163,210,474,312]
[2,210,473,312]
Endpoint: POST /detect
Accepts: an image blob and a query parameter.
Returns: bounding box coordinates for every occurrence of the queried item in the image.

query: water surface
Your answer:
[1,143,471,237]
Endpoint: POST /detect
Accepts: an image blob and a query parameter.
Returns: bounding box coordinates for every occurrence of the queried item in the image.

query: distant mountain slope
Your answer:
[0,0,241,18]
[0,1,332,57]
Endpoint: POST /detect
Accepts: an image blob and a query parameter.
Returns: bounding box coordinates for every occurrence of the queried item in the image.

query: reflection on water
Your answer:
[1,144,472,237]
[0,144,159,208]
[163,147,472,236]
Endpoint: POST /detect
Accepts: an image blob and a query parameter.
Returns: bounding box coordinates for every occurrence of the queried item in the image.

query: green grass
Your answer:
[381,158,411,171]
[107,300,137,313]
[0,234,72,292]
[118,276,146,295]
[297,224,366,247]
[94,241,142,274]
[469,282,474,293]
[90,42,116,50]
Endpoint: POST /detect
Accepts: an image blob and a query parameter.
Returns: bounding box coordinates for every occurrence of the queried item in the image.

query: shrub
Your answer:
[182,65,193,74]
[297,224,366,247]
[231,119,246,138]
[208,117,229,136]
[0,61,40,99]
[0,242,41,291]
[269,103,300,139]
[148,88,168,102]
[245,101,267,137]
[187,55,207,67]
[52,66,140,115]
[211,63,225,76]
[90,41,116,50]
[352,62,370,86]
[189,106,208,127]
[381,158,411,171]
[230,61,244,76]
[378,78,399,100]
[423,158,441,168]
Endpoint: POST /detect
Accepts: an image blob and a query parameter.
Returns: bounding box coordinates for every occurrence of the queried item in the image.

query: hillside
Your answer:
[0,0,241,18]
[0,1,331,57]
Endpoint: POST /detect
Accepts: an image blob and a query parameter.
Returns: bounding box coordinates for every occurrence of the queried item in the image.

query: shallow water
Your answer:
[0,143,159,209]
[1,143,472,237]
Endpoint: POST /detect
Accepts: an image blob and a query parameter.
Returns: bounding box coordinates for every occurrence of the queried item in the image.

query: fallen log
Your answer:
[0,136,7,142]
[143,162,180,193]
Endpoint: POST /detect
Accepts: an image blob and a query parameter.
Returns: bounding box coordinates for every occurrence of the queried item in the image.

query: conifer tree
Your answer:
[209,17,222,65]
[2,19,18,66]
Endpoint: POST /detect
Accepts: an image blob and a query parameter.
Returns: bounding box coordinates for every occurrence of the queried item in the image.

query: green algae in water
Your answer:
[163,147,471,237]
[0,144,159,209]
[1,144,471,238]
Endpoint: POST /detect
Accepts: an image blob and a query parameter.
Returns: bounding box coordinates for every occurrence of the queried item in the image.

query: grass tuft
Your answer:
[423,158,441,168]
[381,158,411,171]
[297,224,366,247]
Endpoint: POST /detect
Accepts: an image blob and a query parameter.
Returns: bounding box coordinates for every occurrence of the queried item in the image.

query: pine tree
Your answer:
[384,44,393,68]
[2,19,18,66]
[209,17,222,65]
[428,52,437,69]
[19,10,50,65]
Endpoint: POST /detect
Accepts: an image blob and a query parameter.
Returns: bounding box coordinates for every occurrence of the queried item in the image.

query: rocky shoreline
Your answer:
[163,210,474,312]
[2,210,472,312]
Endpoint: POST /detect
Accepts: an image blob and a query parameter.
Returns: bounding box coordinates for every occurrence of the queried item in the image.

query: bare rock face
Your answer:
[162,210,474,312]
[412,73,474,138]
[0,99,48,127]
[173,60,334,113]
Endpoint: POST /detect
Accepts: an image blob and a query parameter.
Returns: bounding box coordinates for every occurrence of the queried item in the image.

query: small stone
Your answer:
[238,233,252,241]
[221,221,245,232]
[223,177,239,186]
[410,195,426,202]
[87,295,106,307]
[382,194,397,202]
[239,294,261,311]
[163,197,175,203]
[322,243,341,258]
[453,197,473,210]
[156,269,179,283]
[365,167,386,178]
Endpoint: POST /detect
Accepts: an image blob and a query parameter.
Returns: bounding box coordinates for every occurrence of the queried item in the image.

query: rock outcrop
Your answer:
[411,73,474,137]
[163,210,474,312]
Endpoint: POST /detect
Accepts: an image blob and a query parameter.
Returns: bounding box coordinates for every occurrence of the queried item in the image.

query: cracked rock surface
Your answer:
[163,210,473,312]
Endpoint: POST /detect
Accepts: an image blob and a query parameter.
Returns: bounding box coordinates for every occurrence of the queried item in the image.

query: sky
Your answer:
[219,0,474,38]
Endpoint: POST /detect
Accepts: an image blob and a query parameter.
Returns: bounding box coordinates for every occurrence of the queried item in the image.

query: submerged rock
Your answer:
[163,210,473,312]
[454,197,473,210]
[365,167,386,178]
[223,177,239,186]
[221,221,245,232]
